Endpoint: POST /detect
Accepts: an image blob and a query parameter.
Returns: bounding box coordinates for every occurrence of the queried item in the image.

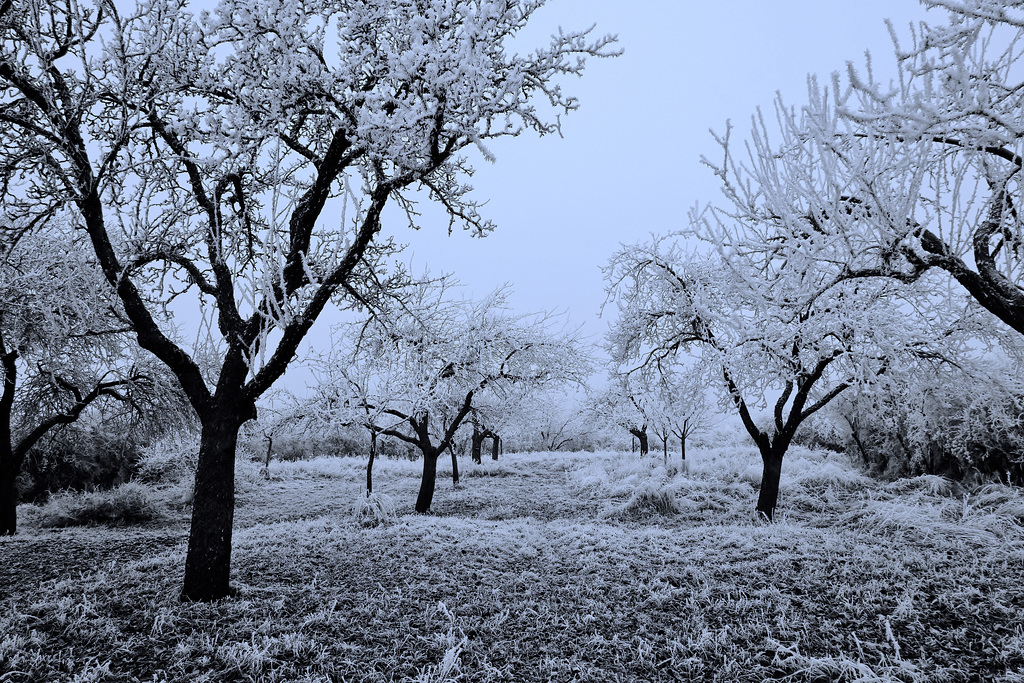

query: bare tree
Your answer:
[649,364,713,470]
[0,0,615,599]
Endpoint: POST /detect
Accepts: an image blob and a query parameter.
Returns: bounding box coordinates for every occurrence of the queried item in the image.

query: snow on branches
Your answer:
[662,1,1024,508]
[0,0,616,402]
[0,225,188,534]
[695,1,1024,337]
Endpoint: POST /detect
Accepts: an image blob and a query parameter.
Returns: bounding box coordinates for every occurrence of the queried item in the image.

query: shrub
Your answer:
[135,432,199,484]
[799,387,1024,485]
[20,424,143,503]
[37,483,164,528]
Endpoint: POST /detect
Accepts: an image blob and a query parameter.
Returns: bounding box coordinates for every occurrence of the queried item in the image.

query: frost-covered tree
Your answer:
[647,364,713,468]
[527,395,590,452]
[696,2,1024,346]
[0,0,614,599]
[663,0,1024,510]
[589,374,654,456]
[479,389,591,453]
[0,229,185,535]
[313,282,589,512]
[465,396,509,463]
[604,235,973,520]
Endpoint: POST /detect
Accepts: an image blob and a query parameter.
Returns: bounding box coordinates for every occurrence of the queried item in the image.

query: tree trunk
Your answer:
[632,429,648,457]
[490,434,499,461]
[0,348,17,536]
[471,427,484,464]
[451,445,460,486]
[755,448,785,522]
[181,408,246,602]
[848,423,870,468]
[663,438,668,464]
[262,436,273,480]
[0,460,16,536]
[415,452,439,513]
[366,431,377,497]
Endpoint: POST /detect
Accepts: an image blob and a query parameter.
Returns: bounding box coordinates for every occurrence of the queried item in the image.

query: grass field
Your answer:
[2,443,1024,682]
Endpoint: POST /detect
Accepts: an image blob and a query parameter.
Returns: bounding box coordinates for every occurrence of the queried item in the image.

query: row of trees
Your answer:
[283,278,589,512]
[603,0,1024,518]
[590,365,712,463]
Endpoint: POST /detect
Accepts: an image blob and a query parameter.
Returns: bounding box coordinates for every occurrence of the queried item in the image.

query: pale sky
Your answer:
[384,0,933,349]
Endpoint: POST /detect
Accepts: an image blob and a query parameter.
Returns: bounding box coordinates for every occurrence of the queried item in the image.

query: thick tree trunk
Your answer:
[471,428,484,464]
[0,460,16,536]
[663,439,668,464]
[490,434,499,461]
[415,452,439,513]
[755,449,785,521]
[629,428,649,457]
[181,408,245,601]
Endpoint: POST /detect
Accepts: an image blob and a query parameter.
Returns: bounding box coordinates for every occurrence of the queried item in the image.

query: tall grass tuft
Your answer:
[618,484,682,517]
[354,491,397,526]
[37,483,164,528]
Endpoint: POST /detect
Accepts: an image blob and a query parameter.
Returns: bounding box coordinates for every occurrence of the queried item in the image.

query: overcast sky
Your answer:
[379,0,934,349]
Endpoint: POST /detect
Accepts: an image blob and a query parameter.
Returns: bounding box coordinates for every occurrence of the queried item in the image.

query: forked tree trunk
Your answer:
[755,448,785,521]
[0,460,16,536]
[490,434,499,461]
[415,452,440,513]
[181,407,246,602]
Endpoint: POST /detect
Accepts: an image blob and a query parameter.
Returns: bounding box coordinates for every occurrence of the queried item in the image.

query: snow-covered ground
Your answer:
[4,444,1023,681]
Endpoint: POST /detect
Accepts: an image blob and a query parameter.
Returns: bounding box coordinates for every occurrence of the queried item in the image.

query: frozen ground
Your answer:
[2,445,1023,681]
